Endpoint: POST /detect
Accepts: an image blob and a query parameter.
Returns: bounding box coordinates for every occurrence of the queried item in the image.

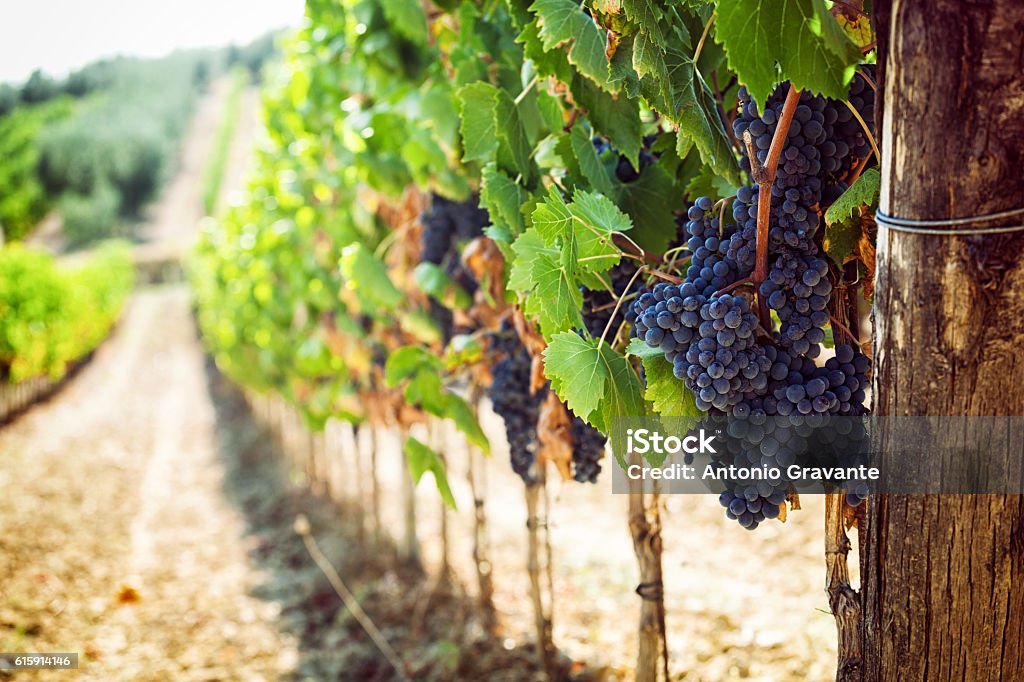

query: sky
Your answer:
[0,0,307,84]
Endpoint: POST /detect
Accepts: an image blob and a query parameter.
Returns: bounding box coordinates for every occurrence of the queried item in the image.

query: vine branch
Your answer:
[744,84,801,328]
[693,12,716,65]
[598,264,645,348]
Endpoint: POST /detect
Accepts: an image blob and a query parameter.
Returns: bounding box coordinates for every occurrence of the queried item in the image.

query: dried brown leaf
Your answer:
[116,585,142,605]
[858,214,877,299]
[538,392,573,480]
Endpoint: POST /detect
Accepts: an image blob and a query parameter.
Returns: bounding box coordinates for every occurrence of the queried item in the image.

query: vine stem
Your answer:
[844,152,873,188]
[858,67,877,92]
[744,84,801,329]
[829,314,862,349]
[598,264,646,348]
[844,100,880,163]
[693,11,716,65]
[647,268,684,284]
[714,276,754,296]
[824,494,863,679]
[514,74,540,106]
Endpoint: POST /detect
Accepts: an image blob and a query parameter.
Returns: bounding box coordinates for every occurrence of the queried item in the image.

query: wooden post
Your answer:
[862,1,1024,678]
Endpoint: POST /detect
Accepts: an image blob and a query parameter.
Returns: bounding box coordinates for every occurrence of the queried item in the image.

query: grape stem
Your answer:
[597,263,646,348]
[514,74,540,106]
[743,84,802,329]
[562,108,580,133]
[858,67,877,92]
[693,11,716,66]
[646,268,685,284]
[844,152,873,188]
[829,315,862,349]
[843,100,880,162]
[611,231,680,271]
[713,276,753,296]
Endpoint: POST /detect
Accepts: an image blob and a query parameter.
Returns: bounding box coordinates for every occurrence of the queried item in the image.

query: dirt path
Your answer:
[0,288,297,680]
[138,78,230,251]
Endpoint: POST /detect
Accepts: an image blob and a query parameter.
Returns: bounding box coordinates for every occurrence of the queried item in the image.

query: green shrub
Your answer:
[0,98,75,241]
[59,182,121,248]
[0,242,134,382]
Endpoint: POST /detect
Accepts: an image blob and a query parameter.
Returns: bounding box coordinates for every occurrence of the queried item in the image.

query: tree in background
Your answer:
[20,69,57,104]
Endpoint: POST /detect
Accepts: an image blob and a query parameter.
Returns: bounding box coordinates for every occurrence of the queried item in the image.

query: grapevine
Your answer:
[188,0,883,678]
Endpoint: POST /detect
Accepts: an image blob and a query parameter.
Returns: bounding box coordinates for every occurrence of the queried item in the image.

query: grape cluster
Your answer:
[420,194,489,340]
[570,417,606,483]
[488,325,544,484]
[719,485,787,530]
[760,252,831,357]
[682,197,741,296]
[420,194,490,264]
[629,72,877,527]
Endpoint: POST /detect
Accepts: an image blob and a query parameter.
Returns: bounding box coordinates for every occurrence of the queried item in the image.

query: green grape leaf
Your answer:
[517,17,575,83]
[441,392,491,454]
[622,0,667,49]
[572,74,641,166]
[568,123,616,196]
[625,336,664,359]
[536,89,567,133]
[823,168,879,265]
[544,333,645,431]
[444,334,485,369]
[414,262,472,310]
[685,164,741,201]
[715,0,860,109]
[530,0,615,91]
[400,310,443,345]
[825,168,880,227]
[457,83,500,163]
[406,370,447,413]
[616,164,681,254]
[608,33,642,97]
[544,333,609,421]
[510,230,584,336]
[531,187,628,273]
[632,30,669,83]
[531,187,576,243]
[405,437,457,510]
[640,353,702,420]
[339,244,402,311]
[481,165,528,235]
[494,88,536,181]
[657,39,741,187]
[385,345,440,386]
[594,343,646,432]
[508,228,547,292]
[380,0,429,44]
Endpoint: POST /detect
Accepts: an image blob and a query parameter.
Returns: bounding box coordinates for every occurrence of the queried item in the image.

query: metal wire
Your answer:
[875,208,1024,235]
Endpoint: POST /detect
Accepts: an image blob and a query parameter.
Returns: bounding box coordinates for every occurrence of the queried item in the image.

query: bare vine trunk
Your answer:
[369,424,382,543]
[351,423,367,543]
[467,444,496,630]
[399,425,420,566]
[429,420,451,577]
[525,478,555,680]
[628,453,668,682]
[863,1,1024,678]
